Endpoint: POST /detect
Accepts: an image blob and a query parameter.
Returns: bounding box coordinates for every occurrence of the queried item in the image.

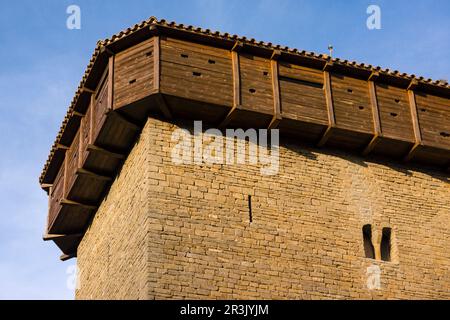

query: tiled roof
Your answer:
[39,16,450,184]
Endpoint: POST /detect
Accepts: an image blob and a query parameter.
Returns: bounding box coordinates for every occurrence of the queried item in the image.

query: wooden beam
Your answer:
[108,55,114,111]
[404,89,422,162]
[72,111,84,117]
[404,143,421,162]
[56,143,69,151]
[78,117,84,168]
[76,168,113,182]
[63,157,68,197]
[43,233,83,241]
[220,47,242,128]
[87,144,126,159]
[323,61,334,72]
[152,37,172,119]
[100,46,114,56]
[60,198,98,210]
[231,49,241,109]
[368,71,379,82]
[60,253,77,261]
[153,36,161,93]
[81,86,95,94]
[318,70,335,147]
[112,112,141,131]
[269,52,282,129]
[89,94,95,145]
[407,79,419,91]
[231,41,244,53]
[40,183,53,190]
[363,80,382,156]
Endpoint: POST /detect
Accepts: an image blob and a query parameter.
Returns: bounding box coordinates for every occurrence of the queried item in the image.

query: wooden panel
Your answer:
[114,38,154,109]
[92,77,109,140]
[81,104,91,164]
[331,73,373,134]
[278,63,328,125]
[415,92,450,149]
[48,160,65,230]
[239,53,273,114]
[65,130,80,193]
[160,37,233,107]
[376,83,414,142]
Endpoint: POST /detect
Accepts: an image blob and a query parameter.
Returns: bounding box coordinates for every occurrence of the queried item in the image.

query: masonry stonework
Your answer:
[76,131,149,299]
[76,117,450,300]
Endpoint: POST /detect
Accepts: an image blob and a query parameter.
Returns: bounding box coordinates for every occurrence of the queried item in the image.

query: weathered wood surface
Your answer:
[43,34,450,259]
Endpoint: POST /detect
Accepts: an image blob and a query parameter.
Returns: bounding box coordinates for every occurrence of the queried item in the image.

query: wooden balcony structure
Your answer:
[40,17,450,261]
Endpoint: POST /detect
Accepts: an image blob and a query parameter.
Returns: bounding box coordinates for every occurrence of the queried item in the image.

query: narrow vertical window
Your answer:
[380,227,392,262]
[248,195,253,223]
[363,224,375,259]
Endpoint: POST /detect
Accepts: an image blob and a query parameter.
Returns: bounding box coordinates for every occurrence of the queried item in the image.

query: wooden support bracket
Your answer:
[60,253,77,262]
[231,41,244,52]
[61,198,98,210]
[100,46,114,57]
[318,70,335,147]
[269,54,282,129]
[56,144,69,151]
[76,168,113,182]
[81,87,95,94]
[404,88,422,162]
[323,62,334,72]
[108,55,115,111]
[220,105,243,129]
[87,144,126,159]
[363,80,382,156]
[220,45,242,128]
[368,71,380,82]
[43,233,83,241]
[72,111,85,117]
[407,79,419,91]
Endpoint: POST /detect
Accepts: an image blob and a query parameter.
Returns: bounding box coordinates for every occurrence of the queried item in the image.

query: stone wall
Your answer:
[76,116,450,299]
[76,128,149,299]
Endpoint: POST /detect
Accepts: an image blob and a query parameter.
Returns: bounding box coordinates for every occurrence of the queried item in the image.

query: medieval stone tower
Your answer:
[40,17,450,299]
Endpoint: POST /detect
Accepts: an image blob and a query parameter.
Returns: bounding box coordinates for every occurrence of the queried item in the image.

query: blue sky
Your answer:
[0,0,448,300]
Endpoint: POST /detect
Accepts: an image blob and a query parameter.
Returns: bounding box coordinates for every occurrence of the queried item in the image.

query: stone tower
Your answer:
[40,17,450,299]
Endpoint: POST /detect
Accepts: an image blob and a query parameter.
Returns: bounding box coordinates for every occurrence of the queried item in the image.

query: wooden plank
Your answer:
[269,52,282,129]
[108,55,114,111]
[60,253,77,261]
[76,168,113,182]
[41,183,52,191]
[232,50,241,108]
[61,198,98,210]
[78,117,84,168]
[87,144,126,159]
[220,45,242,128]
[363,80,382,155]
[63,155,68,197]
[153,36,160,92]
[82,86,95,94]
[318,70,335,147]
[404,89,422,162]
[43,233,83,241]
[376,83,414,142]
[89,94,95,144]
[56,144,69,151]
